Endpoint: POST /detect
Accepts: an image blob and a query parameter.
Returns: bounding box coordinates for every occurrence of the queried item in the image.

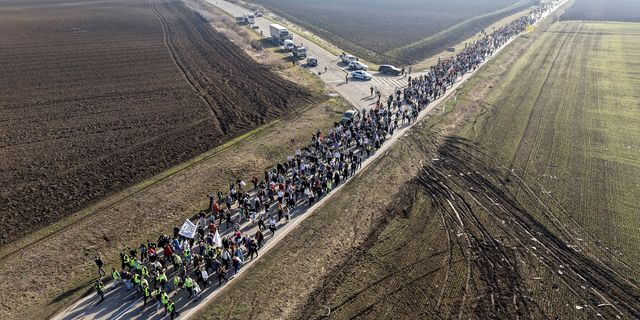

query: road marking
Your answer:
[112,297,142,320]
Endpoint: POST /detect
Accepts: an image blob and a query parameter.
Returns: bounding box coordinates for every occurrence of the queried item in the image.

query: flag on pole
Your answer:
[179,219,198,238]
[212,229,223,248]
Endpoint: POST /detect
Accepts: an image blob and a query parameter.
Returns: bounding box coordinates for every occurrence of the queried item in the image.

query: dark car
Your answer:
[378,65,401,75]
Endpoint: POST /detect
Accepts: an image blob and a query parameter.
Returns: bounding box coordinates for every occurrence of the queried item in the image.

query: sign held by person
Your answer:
[179,219,198,238]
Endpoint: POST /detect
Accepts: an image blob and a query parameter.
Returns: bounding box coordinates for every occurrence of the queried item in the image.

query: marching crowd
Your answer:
[90,2,561,318]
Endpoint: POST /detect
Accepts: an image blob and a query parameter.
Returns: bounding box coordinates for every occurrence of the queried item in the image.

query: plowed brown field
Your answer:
[0,0,310,244]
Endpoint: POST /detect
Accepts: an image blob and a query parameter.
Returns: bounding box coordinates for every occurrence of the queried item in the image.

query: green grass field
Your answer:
[461,21,640,270]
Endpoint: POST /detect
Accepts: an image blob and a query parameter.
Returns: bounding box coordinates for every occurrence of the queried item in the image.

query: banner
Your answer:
[212,229,223,248]
[179,219,198,238]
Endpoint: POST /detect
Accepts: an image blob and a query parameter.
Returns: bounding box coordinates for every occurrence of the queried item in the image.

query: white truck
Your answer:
[283,39,295,51]
[269,24,290,43]
[293,46,307,59]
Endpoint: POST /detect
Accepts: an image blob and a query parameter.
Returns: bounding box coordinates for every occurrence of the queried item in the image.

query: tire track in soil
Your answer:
[506,23,576,170]
[418,137,640,319]
[150,0,220,125]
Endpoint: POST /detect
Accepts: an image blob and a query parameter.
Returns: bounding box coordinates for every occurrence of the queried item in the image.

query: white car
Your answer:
[340,54,357,64]
[351,70,372,80]
[348,61,368,71]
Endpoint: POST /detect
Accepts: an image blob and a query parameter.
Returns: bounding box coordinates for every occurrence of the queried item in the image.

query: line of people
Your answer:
[90,2,563,318]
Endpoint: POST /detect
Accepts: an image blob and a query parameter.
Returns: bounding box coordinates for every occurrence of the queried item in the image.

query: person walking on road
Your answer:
[142,283,151,307]
[345,73,349,83]
[269,217,277,236]
[167,300,178,320]
[95,255,105,277]
[95,279,105,303]
[111,268,121,288]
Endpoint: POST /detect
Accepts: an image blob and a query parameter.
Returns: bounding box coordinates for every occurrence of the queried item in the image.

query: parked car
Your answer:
[254,11,263,17]
[341,109,358,124]
[339,53,357,64]
[307,57,318,67]
[351,70,373,80]
[348,61,368,71]
[378,64,402,75]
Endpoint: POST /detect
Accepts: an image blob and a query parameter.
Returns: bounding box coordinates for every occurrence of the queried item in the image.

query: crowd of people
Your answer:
[89,2,561,318]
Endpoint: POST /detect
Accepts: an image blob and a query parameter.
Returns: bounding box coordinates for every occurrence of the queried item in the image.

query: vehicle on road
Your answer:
[243,13,255,24]
[339,53,357,64]
[348,61,368,71]
[254,11,263,17]
[283,39,295,51]
[341,109,358,124]
[378,64,402,75]
[269,24,290,43]
[293,46,307,59]
[307,57,318,67]
[351,70,372,80]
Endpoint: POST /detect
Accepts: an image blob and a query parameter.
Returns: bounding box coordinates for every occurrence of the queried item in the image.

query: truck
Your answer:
[293,46,307,59]
[283,39,295,51]
[269,24,290,43]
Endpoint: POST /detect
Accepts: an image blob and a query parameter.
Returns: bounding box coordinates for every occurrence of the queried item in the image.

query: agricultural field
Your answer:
[303,21,640,319]
[0,0,310,245]
[192,20,640,319]
[562,0,640,22]
[245,0,533,64]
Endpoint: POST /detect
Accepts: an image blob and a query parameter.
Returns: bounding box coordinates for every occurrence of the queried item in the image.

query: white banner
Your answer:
[179,219,198,238]
[212,229,223,248]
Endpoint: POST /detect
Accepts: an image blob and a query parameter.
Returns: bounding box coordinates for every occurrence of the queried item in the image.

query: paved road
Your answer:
[205,0,409,110]
[51,1,567,319]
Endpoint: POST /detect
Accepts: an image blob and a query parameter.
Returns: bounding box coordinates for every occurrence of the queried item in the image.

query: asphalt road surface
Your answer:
[51,1,567,319]
[204,0,409,111]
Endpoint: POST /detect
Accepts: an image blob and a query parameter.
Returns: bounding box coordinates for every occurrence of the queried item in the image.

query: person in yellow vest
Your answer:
[172,274,181,292]
[142,283,151,307]
[183,275,194,298]
[121,252,130,270]
[132,273,141,291]
[160,291,170,312]
[111,268,122,288]
[141,265,149,278]
[166,299,178,320]
[153,288,163,312]
[95,279,105,303]
[157,270,170,291]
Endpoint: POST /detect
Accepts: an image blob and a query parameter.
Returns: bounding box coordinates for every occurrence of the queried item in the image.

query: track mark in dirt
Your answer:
[417,137,640,319]
[150,0,217,121]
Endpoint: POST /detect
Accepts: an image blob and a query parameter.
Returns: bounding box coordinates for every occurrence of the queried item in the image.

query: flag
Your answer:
[212,229,223,248]
[179,219,197,238]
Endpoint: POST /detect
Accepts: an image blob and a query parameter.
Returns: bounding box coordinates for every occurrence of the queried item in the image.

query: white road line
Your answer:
[111,297,142,320]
